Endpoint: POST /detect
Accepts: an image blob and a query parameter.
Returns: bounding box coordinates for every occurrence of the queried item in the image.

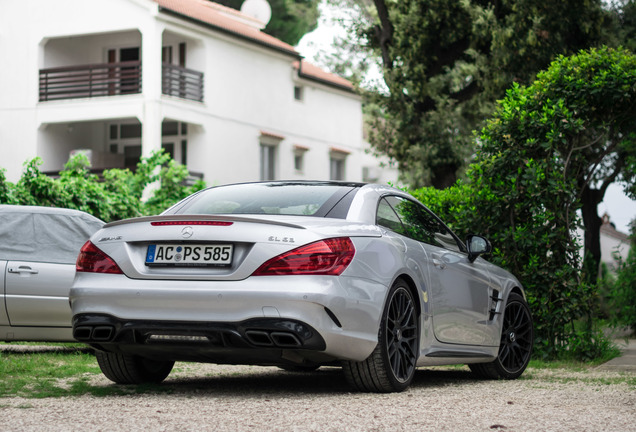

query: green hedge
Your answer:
[0,150,206,222]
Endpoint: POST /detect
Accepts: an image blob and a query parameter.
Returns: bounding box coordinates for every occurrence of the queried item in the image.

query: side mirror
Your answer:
[466,235,491,263]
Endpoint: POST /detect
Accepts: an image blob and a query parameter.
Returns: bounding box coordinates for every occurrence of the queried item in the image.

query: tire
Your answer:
[343,279,419,392]
[95,350,174,384]
[470,292,533,379]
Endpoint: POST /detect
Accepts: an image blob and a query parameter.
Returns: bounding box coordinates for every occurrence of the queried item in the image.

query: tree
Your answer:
[327,0,616,188]
[213,0,320,46]
[421,46,635,358]
[379,0,613,188]
[608,0,636,52]
[536,47,636,283]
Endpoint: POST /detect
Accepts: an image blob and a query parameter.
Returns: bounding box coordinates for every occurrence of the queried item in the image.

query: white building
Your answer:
[599,214,632,271]
[576,213,632,274]
[0,0,397,186]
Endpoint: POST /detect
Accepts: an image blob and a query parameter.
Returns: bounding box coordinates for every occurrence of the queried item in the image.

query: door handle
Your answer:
[8,266,39,275]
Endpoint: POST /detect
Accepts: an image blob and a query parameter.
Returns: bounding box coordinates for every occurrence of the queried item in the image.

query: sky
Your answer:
[295,1,636,234]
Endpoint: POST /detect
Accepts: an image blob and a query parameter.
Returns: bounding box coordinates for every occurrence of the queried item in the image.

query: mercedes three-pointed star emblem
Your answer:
[181,226,193,238]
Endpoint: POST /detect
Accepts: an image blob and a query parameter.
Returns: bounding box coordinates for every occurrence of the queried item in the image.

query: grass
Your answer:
[1,342,633,398]
[0,343,173,398]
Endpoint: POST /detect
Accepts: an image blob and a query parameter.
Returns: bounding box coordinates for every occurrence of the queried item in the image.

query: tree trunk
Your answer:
[372,0,394,70]
[430,163,459,189]
[581,185,603,283]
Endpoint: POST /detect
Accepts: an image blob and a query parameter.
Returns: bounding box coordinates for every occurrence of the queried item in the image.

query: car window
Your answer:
[376,198,405,234]
[176,183,356,218]
[384,196,462,252]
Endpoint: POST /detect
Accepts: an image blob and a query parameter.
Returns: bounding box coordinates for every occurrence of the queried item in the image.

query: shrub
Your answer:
[609,241,636,333]
[0,150,206,222]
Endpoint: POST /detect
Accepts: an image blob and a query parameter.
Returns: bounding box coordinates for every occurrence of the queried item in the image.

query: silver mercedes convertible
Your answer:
[70,181,533,392]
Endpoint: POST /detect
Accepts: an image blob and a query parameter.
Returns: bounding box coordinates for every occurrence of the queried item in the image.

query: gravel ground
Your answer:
[1,362,634,432]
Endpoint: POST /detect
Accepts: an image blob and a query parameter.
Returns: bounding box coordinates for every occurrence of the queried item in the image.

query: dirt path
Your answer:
[1,363,634,431]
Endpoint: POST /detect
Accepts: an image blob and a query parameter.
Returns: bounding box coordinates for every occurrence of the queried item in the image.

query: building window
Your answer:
[162,46,173,64]
[294,85,304,101]
[260,144,277,180]
[181,140,188,165]
[162,121,179,136]
[106,47,141,95]
[108,121,188,171]
[363,166,380,182]
[260,132,284,181]
[293,145,309,172]
[330,158,345,180]
[330,149,349,181]
[120,123,142,139]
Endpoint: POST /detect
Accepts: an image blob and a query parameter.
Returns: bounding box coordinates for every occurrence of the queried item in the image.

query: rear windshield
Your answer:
[174,182,358,218]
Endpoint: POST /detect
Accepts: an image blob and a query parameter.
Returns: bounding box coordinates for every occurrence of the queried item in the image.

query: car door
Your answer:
[0,206,103,330]
[383,196,497,346]
[5,261,76,327]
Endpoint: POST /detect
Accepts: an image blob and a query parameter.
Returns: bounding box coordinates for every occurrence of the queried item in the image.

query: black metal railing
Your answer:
[162,63,204,102]
[39,61,142,101]
[39,62,204,103]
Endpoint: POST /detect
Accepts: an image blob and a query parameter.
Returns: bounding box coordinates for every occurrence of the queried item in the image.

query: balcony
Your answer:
[162,64,204,102]
[39,61,204,103]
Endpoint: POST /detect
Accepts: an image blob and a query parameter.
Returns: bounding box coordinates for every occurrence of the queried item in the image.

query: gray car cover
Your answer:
[0,205,104,264]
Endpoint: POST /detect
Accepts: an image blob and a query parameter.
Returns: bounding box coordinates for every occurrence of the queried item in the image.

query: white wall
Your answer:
[1,0,378,188]
[600,231,631,271]
[0,0,156,181]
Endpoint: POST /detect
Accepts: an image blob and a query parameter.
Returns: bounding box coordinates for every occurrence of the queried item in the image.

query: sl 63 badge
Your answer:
[268,236,295,243]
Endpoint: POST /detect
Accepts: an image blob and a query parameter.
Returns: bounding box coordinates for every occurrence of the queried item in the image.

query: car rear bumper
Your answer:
[70,273,387,362]
[73,313,334,366]
[74,313,327,346]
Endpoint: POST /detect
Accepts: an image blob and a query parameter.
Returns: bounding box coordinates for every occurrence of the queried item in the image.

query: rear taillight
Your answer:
[253,237,355,276]
[76,241,123,274]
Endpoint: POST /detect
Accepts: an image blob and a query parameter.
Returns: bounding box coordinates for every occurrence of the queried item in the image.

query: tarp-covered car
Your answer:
[1,205,103,342]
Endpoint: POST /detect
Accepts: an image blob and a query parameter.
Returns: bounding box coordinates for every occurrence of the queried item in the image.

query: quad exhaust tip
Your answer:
[245,330,301,347]
[73,325,115,342]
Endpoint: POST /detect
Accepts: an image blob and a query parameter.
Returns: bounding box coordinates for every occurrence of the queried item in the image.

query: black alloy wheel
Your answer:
[343,279,420,392]
[385,286,419,383]
[470,292,533,379]
[499,294,534,374]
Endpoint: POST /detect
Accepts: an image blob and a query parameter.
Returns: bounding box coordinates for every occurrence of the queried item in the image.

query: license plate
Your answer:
[146,244,233,267]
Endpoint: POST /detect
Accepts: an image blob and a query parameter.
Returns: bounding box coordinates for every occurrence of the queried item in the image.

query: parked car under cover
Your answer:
[1,205,104,342]
[70,181,533,392]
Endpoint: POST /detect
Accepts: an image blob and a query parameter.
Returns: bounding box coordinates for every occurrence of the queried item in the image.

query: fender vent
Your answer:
[489,290,503,321]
